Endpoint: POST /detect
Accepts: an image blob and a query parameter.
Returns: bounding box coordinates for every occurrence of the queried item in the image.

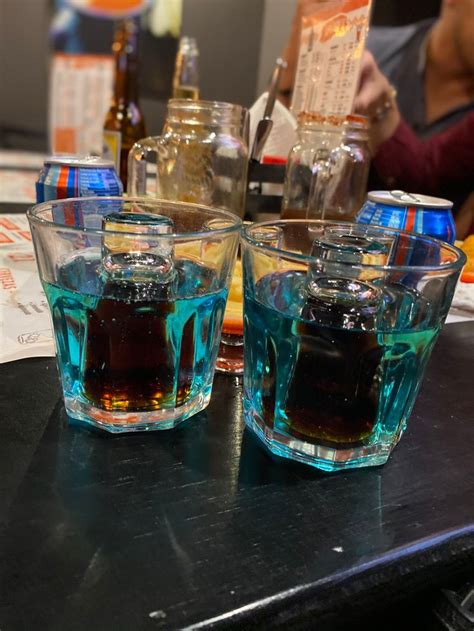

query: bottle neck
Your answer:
[112,19,139,104]
[173,37,199,90]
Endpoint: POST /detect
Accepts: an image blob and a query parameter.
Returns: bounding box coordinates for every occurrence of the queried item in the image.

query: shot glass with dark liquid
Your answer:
[215,224,282,375]
[241,220,465,471]
[28,197,241,433]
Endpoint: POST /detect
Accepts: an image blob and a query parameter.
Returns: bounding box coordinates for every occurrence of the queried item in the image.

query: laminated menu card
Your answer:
[291,0,372,116]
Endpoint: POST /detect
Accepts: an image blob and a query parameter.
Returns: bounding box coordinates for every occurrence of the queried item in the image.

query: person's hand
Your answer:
[354,50,401,153]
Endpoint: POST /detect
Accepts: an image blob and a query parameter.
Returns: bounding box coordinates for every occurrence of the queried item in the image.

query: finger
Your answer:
[354,74,391,114]
[354,80,379,113]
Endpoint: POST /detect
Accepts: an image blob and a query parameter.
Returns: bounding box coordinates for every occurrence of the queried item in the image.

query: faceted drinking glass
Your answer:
[241,220,466,471]
[28,197,241,433]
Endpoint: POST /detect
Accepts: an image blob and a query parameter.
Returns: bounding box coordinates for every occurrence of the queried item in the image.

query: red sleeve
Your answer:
[372,112,474,194]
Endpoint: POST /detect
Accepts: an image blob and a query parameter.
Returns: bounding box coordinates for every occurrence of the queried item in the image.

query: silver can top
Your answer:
[45,155,115,169]
[367,190,453,209]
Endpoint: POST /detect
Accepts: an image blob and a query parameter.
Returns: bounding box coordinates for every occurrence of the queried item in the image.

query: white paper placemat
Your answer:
[0,215,55,363]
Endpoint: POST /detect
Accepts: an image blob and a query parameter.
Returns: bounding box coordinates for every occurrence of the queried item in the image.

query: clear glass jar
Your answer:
[307,114,370,221]
[281,113,344,219]
[128,99,249,218]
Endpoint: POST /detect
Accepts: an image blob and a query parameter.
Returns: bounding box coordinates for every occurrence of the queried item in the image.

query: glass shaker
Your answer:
[307,114,370,221]
[128,99,249,218]
[281,113,344,220]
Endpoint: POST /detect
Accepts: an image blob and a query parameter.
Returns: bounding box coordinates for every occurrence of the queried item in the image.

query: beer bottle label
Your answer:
[103,130,121,174]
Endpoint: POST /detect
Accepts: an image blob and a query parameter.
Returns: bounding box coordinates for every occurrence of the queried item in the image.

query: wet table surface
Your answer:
[0,322,473,630]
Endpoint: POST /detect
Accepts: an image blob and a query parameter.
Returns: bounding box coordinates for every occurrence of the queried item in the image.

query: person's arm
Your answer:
[372,113,474,194]
[455,192,474,240]
[353,50,400,152]
[354,50,474,194]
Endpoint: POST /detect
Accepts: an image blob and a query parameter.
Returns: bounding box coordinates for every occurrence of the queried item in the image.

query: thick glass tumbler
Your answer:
[242,220,465,471]
[28,197,241,433]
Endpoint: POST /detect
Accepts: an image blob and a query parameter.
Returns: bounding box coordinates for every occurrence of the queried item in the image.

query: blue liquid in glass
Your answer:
[244,270,439,449]
[44,250,226,414]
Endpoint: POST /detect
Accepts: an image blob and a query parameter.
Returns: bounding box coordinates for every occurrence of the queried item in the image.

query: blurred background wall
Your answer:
[0,0,442,153]
[0,0,51,151]
[371,0,441,25]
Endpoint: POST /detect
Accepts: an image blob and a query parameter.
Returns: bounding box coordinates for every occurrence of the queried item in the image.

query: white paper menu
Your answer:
[291,0,372,116]
[0,215,55,364]
[49,53,114,156]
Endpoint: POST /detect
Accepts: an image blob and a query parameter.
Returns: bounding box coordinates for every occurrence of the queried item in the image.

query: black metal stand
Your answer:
[245,160,285,219]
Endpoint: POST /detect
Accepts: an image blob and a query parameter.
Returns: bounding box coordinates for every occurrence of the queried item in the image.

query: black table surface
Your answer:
[1,322,473,630]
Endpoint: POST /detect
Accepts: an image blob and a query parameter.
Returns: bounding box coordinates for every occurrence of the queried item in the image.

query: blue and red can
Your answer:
[36,155,123,203]
[356,190,455,244]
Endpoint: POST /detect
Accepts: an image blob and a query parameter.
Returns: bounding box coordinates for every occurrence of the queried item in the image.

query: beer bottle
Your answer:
[172,36,200,100]
[103,19,146,191]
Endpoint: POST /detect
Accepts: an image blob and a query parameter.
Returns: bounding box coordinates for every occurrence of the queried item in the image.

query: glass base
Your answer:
[215,357,244,375]
[65,389,211,434]
[244,406,396,472]
[215,333,244,375]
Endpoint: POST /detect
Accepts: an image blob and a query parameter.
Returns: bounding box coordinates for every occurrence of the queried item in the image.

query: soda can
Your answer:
[36,155,123,204]
[356,190,455,244]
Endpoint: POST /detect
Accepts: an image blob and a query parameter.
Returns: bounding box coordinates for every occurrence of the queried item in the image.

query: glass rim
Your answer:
[167,98,242,113]
[166,99,244,127]
[27,196,242,240]
[242,219,467,274]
